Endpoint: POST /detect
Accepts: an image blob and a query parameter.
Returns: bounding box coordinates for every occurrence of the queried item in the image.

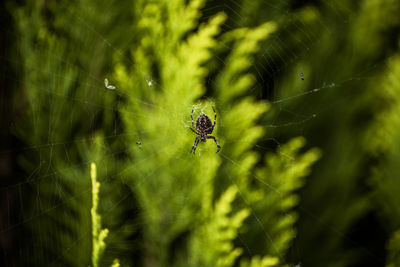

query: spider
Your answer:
[190,106,221,154]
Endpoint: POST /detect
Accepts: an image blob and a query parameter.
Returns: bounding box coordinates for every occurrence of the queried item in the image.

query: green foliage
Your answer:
[368,55,400,224]
[9,0,133,266]
[190,186,250,267]
[250,138,320,257]
[115,1,320,266]
[240,255,279,267]
[368,54,400,266]
[231,1,400,266]
[387,230,400,267]
[110,259,121,267]
[7,0,400,267]
[10,4,92,266]
[90,163,120,267]
[91,163,109,267]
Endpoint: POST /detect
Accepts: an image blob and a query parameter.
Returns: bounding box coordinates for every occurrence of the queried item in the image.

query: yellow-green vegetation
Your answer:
[90,162,120,267]
[369,55,400,267]
[90,163,109,267]
[110,259,120,267]
[387,230,400,267]
[114,1,320,266]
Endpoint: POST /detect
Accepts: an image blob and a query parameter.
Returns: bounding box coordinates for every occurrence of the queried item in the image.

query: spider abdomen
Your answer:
[196,115,213,133]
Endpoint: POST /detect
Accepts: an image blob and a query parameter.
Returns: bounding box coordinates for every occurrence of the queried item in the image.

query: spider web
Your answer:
[0,0,389,266]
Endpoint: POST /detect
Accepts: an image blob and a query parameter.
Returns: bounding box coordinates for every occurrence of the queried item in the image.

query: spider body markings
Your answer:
[190,106,221,154]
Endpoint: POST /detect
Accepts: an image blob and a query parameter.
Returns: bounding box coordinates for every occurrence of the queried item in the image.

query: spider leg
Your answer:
[190,127,199,135]
[191,106,196,129]
[212,106,217,128]
[207,135,221,153]
[212,107,217,128]
[191,136,200,154]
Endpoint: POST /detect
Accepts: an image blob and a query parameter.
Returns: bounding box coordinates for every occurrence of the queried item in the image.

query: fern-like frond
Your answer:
[190,186,250,267]
[91,163,109,267]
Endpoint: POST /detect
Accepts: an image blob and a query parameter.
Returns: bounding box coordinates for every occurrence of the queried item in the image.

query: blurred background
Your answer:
[1,0,400,266]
